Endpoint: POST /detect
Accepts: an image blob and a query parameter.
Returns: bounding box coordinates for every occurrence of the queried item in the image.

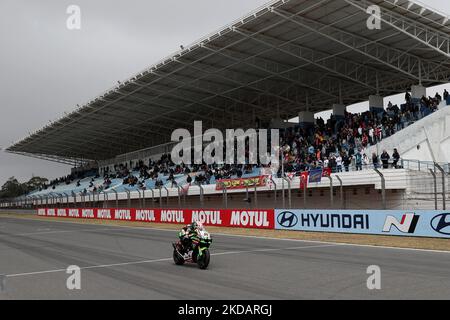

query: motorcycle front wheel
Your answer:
[197,249,210,270]
[173,249,185,265]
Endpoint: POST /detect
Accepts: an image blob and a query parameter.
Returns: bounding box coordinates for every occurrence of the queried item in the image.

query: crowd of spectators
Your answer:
[39,169,99,192]
[38,89,448,194]
[277,90,447,175]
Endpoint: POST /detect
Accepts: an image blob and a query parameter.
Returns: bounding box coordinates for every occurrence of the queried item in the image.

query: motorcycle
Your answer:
[172,228,212,270]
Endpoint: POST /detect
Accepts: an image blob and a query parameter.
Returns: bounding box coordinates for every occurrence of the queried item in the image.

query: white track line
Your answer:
[4,244,337,278]
[0,227,115,238]
[2,215,450,254]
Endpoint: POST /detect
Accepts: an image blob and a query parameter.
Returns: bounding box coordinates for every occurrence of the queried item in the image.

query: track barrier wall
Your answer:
[275,209,450,238]
[36,208,450,238]
[37,208,274,229]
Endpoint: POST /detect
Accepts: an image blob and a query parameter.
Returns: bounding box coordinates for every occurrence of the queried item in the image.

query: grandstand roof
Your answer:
[7,0,450,165]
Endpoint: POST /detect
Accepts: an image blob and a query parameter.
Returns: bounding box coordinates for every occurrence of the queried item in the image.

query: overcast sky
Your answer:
[0,0,449,186]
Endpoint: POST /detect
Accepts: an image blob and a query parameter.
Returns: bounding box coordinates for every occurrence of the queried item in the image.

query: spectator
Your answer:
[323,157,329,169]
[336,154,343,173]
[372,153,379,169]
[355,150,362,171]
[342,152,351,172]
[380,150,390,169]
[392,148,400,169]
[329,156,337,173]
[405,91,411,103]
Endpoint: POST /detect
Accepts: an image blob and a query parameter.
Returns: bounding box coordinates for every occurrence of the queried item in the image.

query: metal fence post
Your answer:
[62,192,69,208]
[142,189,146,208]
[136,189,142,209]
[335,175,344,209]
[87,193,92,208]
[269,176,277,207]
[102,191,109,208]
[303,184,307,209]
[199,185,204,208]
[429,169,438,210]
[177,186,182,208]
[327,176,333,208]
[245,186,250,205]
[221,182,228,209]
[124,188,131,208]
[374,169,386,210]
[254,184,258,208]
[282,177,291,209]
[149,189,155,207]
[71,192,77,208]
[111,189,118,208]
[38,195,44,208]
[164,186,169,206]
[435,163,446,210]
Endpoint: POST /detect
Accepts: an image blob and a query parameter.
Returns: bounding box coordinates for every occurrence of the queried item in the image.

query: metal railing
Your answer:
[2,161,449,211]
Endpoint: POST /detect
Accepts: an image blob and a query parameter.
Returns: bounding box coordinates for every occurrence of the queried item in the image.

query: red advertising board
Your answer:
[37,208,275,229]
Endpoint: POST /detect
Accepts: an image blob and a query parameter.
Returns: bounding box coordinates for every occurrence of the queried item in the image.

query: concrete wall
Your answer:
[368,103,450,164]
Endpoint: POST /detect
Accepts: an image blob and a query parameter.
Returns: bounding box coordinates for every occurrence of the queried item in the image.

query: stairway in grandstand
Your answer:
[366,102,450,164]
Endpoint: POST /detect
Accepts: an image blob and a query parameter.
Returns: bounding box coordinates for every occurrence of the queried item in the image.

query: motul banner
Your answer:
[37,208,275,229]
[215,176,267,191]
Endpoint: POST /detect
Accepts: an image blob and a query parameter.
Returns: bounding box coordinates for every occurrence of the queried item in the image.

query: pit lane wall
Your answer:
[275,209,450,239]
[37,208,274,229]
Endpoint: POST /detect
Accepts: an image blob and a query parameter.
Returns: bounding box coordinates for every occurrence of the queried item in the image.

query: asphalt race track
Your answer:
[0,216,449,299]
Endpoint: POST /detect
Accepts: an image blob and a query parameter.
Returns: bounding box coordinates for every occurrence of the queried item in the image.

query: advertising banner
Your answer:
[274,209,450,238]
[37,208,275,229]
[215,176,267,191]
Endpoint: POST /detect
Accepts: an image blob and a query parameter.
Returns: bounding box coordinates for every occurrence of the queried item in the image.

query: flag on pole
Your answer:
[322,167,332,177]
[300,171,309,190]
[308,169,323,183]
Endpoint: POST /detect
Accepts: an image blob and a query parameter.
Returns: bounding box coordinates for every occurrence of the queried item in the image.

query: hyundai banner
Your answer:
[275,209,450,238]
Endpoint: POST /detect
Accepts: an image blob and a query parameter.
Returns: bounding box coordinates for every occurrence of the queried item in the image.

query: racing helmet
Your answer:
[196,221,204,231]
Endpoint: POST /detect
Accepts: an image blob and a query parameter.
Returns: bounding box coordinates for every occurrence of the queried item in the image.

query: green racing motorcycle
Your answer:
[172,228,212,270]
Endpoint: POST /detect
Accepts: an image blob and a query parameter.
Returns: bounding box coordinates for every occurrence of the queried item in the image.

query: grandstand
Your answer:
[3,0,450,210]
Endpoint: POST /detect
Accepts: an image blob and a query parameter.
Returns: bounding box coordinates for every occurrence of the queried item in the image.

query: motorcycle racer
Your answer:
[173,220,212,269]
[178,221,203,254]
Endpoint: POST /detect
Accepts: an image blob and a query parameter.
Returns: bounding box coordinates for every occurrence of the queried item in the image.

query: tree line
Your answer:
[0,176,48,199]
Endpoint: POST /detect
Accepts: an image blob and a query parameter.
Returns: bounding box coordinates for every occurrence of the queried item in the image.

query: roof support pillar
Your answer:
[298,111,314,130]
[332,104,346,121]
[369,95,384,114]
[411,85,426,100]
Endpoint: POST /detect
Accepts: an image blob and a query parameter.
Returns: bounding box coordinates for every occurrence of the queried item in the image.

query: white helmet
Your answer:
[195,221,204,230]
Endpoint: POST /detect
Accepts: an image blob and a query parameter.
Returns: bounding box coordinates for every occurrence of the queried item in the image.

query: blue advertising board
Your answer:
[274,209,450,238]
